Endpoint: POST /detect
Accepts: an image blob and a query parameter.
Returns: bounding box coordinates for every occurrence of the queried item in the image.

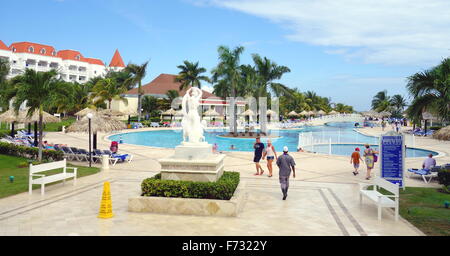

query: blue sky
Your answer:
[1,0,449,111]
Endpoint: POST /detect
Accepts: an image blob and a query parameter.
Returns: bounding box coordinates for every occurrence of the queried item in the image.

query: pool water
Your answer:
[108,122,437,158]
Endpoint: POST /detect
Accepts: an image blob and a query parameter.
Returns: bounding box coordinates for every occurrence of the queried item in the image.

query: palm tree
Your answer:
[175,60,210,91]
[251,54,291,134]
[211,45,245,136]
[141,95,158,118]
[91,78,128,109]
[0,59,13,110]
[125,62,149,122]
[11,69,65,161]
[371,90,392,112]
[406,58,450,123]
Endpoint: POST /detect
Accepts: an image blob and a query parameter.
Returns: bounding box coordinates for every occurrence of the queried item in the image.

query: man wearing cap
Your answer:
[276,146,296,200]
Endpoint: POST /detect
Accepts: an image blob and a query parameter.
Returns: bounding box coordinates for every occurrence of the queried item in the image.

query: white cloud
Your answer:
[195,0,450,66]
[202,84,214,93]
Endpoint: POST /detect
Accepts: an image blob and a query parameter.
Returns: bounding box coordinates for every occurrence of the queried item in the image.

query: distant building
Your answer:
[0,40,125,83]
[113,73,246,115]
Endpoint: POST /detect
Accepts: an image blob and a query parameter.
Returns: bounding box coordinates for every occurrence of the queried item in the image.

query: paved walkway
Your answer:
[1,126,448,236]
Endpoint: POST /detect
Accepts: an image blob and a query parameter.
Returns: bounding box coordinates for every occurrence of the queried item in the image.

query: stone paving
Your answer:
[1,126,448,236]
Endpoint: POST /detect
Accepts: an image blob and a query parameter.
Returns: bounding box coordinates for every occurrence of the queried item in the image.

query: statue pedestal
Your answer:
[158,143,225,182]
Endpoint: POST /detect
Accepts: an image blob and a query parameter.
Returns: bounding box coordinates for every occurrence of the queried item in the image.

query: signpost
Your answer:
[380,131,405,188]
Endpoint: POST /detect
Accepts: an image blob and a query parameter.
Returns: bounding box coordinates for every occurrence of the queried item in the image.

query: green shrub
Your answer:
[141,171,240,200]
[429,126,443,131]
[0,142,64,161]
[437,169,450,187]
[150,117,161,123]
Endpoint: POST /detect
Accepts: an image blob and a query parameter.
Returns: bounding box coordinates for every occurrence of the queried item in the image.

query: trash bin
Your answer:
[102,155,109,171]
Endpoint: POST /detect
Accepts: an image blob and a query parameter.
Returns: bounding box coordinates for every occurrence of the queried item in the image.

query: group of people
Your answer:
[350,144,378,180]
[252,137,296,200]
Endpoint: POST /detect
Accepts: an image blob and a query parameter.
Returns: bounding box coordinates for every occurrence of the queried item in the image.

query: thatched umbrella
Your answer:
[121,109,138,124]
[307,111,315,116]
[299,110,309,116]
[379,111,391,117]
[99,109,125,117]
[22,109,60,146]
[240,109,255,125]
[329,110,338,115]
[66,113,126,150]
[203,109,220,116]
[75,107,96,117]
[0,109,26,137]
[162,108,178,122]
[288,111,299,117]
[317,110,326,116]
[432,126,450,141]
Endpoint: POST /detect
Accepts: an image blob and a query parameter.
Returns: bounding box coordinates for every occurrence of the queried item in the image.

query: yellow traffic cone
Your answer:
[98,181,114,219]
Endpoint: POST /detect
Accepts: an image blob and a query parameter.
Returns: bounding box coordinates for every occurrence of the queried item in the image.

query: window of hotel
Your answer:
[28,46,34,53]
[52,51,56,56]
[12,47,16,52]
[76,55,80,60]
[40,49,46,54]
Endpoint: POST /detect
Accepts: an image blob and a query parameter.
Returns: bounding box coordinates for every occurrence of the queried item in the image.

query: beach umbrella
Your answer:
[240,109,255,116]
[75,107,96,117]
[0,109,26,137]
[121,109,138,124]
[329,110,338,115]
[379,111,391,117]
[307,111,315,116]
[203,109,220,116]
[22,109,60,146]
[162,108,178,122]
[299,110,309,116]
[317,110,326,115]
[287,111,299,117]
[99,109,126,117]
[432,126,450,141]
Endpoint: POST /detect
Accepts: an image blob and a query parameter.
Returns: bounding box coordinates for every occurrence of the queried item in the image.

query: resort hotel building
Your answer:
[0,40,125,83]
[114,73,247,117]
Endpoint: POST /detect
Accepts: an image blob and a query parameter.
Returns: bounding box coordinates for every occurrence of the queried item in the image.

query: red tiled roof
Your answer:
[0,40,9,51]
[109,49,125,67]
[126,74,219,99]
[57,49,84,61]
[9,42,56,57]
[84,57,104,66]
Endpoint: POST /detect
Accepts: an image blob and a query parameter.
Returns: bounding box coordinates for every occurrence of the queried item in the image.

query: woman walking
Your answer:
[363,144,378,180]
[263,139,277,177]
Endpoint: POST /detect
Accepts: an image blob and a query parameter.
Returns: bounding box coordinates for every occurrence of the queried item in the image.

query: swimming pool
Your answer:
[108,122,438,158]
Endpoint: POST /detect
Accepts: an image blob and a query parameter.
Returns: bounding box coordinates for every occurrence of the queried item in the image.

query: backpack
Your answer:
[373,153,378,162]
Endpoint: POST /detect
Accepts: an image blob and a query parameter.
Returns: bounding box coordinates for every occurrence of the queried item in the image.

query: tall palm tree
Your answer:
[175,60,210,91]
[91,78,128,109]
[0,59,13,110]
[251,54,291,134]
[371,90,392,112]
[406,58,450,123]
[11,69,65,161]
[125,61,149,122]
[211,45,245,136]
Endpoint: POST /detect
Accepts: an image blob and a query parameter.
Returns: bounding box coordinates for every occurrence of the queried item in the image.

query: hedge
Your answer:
[0,142,64,161]
[141,171,240,200]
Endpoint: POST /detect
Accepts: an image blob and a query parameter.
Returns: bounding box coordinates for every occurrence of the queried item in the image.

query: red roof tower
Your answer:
[109,49,125,68]
[0,40,9,51]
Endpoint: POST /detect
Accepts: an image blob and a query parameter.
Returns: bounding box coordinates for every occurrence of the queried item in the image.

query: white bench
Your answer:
[29,159,77,195]
[360,177,399,221]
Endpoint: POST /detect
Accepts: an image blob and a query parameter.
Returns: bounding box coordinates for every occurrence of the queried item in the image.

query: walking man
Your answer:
[253,137,265,175]
[276,146,296,200]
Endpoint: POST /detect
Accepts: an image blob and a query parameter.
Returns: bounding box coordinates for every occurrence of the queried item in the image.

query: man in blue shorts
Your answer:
[253,137,265,175]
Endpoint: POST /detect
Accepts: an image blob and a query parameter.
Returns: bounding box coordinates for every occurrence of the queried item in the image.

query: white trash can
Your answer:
[101,155,110,171]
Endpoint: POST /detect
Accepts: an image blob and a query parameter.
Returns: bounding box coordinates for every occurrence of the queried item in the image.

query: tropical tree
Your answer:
[251,54,291,134]
[125,61,149,122]
[334,103,354,113]
[406,58,450,123]
[0,59,12,110]
[371,90,392,112]
[105,70,134,90]
[166,89,180,103]
[141,95,158,118]
[91,78,128,109]
[10,69,66,161]
[211,45,245,136]
[175,60,210,91]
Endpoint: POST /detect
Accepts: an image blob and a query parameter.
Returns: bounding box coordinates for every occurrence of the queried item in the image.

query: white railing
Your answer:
[298,132,333,155]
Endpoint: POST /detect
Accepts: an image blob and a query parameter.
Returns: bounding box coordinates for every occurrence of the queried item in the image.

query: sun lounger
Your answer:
[407,167,439,183]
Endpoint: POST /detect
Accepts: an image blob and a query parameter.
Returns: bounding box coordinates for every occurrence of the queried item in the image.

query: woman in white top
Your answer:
[263,139,277,177]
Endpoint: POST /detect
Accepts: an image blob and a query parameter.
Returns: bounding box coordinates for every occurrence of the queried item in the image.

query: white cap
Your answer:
[283,146,288,152]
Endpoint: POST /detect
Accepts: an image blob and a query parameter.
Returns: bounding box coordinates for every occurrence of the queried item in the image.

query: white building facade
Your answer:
[0,40,125,83]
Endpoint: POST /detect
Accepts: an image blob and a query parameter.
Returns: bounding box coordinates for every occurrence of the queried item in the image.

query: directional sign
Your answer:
[380,132,405,188]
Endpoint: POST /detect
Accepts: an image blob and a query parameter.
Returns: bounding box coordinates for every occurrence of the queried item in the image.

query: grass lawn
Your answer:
[371,186,450,236]
[43,117,76,132]
[0,154,100,199]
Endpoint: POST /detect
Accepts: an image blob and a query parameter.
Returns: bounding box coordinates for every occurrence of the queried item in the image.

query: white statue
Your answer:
[181,87,205,144]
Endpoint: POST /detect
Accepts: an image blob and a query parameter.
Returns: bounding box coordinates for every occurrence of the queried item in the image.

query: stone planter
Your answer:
[128,182,245,217]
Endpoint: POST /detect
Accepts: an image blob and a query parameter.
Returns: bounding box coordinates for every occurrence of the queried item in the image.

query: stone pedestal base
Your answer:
[158,149,225,182]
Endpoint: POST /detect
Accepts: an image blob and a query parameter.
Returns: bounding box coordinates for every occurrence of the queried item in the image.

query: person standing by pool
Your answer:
[363,144,378,180]
[262,139,277,177]
[350,147,363,175]
[253,137,265,175]
[276,146,296,200]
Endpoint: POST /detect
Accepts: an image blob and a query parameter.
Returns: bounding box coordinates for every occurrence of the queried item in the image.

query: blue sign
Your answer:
[380,134,404,187]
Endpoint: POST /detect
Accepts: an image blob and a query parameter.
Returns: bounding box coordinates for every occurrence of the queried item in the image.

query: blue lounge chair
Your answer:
[407,167,438,183]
